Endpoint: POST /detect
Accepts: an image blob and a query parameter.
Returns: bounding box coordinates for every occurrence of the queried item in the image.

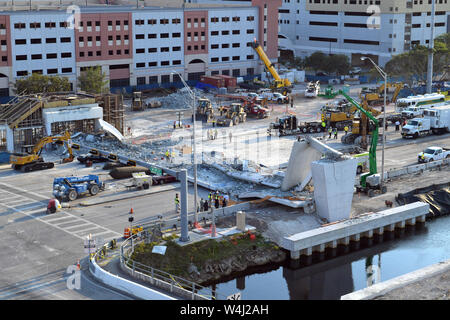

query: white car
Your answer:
[349,67,362,75]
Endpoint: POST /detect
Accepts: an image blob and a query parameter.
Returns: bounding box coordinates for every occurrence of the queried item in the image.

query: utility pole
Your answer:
[426,0,435,93]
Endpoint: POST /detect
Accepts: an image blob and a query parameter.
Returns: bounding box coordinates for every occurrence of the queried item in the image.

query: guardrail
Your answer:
[89,238,176,300]
[119,233,227,300]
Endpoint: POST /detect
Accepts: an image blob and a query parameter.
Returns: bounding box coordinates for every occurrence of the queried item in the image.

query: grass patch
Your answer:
[131,232,276,279]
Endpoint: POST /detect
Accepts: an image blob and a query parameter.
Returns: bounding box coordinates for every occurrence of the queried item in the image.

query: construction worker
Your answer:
[290,95,294,108]
[212,119,216,127]
[222,195,228,208]
[165,150,170,161]
[333,127,338,139]
[328,127,333,139]
[203,199,209,212]
[208,192,212,206]
[395,120,400,131]
[344,125,349,135]
[175,193,180,213]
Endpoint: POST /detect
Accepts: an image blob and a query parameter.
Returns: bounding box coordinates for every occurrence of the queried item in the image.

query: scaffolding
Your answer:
[97,94,125,135]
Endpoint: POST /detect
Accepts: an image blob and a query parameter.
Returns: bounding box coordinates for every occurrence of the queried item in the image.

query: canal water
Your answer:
[209,214,450,300]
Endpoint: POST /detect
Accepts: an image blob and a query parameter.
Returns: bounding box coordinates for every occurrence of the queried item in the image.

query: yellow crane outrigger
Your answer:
[10,131,79,172]
[251,39,292,96]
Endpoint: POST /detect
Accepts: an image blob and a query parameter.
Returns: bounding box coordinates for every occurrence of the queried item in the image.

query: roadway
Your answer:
[0,161,210,300]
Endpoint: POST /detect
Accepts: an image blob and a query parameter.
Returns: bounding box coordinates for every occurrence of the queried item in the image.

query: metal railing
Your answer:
[120,233,226,300]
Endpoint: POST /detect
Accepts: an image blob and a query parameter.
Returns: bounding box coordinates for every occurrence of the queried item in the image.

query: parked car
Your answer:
[151,174,177,185]
[349,67,362,75]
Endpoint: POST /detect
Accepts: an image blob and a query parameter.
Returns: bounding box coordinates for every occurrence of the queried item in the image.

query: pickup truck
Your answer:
[401,106,423,119]
[417,146,450,163]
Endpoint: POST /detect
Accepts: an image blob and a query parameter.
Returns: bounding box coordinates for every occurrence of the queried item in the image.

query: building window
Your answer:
[247,16,255,21]
[173,60,181,65]
[172,32,181,38]
[17,71,28,76]
[232,43,240,48]
[136,48,145,54]
[247,29,254,34]
[222,70,230,76]
[222,17,230,22]
[32,70,43,74]
[232,30,240,35]
[79,52,84,57]
[222,30,229,35]
[29,22,40,29]
[161,61,170,66]
[46,53,57,59]
[246,55,254,60]
[137,77,146,85]
[61,52,72,58]
[160,19,169,25]
[15,39,26,45]
[16,55,27,61]
[148,62,157,67]
[60,37,71,43]
[222,44,230,48]
[14,23,26,29]
[47,68,58,74]
[148,48,157,53]
[222,57,230,62]
[46,38,57,43]
[136,63,145,68]
[232,56,240,61]
[62,68,72,73]
[45,22,56,28]
[172,18,181,24]
[211,17,219,23]
[173,46,181,51]
[211,57,219,62]
[96,51,101,56]
[149,76,158,84]
[247,68,254,75]
[161,75,170,83]
[211,31,219,36]
[232,69,240,77]
[148,34,157,39]
[136,34,145,39]
[160,33,169,38]
[161,47,170,52]
[211,44,219,49]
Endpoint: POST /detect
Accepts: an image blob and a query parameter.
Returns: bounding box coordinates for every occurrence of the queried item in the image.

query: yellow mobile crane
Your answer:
[251,39,292,96]
[10,131,80,172]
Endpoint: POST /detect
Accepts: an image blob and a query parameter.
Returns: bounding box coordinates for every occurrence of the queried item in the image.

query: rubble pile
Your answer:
[144,89,210,110]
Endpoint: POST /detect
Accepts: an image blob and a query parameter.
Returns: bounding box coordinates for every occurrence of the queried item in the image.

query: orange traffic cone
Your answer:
[76,260,80,270]
[129,208,133,214]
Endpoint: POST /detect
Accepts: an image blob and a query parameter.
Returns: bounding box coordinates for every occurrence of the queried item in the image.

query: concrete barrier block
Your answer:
[407,164,426,174]
[425,160,443,169]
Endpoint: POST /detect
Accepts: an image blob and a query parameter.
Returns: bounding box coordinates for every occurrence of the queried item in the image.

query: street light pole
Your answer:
[172,70,198,224]
[361,57,386,191]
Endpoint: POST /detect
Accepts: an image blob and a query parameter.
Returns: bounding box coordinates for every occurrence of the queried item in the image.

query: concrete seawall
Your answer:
[280,202,429,260]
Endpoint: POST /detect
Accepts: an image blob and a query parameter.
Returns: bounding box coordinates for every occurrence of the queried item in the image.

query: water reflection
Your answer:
[210,220,447,300]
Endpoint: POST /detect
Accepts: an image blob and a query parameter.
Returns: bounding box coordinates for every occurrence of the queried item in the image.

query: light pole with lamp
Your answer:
[360,57,386,192]
[171,70,198,224]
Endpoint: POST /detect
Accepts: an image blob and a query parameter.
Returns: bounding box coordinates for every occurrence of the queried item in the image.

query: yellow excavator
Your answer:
[10,131,79,172]
[251,39,292,96]
[360,82,404,106]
